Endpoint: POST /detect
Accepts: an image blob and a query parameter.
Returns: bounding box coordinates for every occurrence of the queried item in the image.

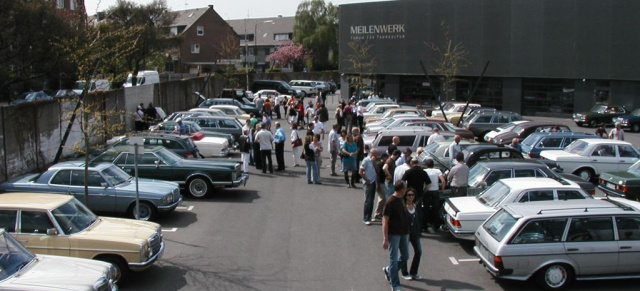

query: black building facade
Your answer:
[338,0,640,116]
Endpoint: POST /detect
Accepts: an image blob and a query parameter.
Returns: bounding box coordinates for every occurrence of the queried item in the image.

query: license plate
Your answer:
[606,182,616,190]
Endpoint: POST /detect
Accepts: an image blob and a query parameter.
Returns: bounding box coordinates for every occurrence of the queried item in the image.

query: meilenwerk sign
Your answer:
[349,24,406,40]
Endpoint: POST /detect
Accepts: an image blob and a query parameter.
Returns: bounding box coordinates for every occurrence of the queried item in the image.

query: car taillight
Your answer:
[449,216,461,228]
[527,152,532,158]
[584,116,588,121]
[184,152,194,158]
[617,185,628,193]
[494,255,504,270]
[365,145,370,151]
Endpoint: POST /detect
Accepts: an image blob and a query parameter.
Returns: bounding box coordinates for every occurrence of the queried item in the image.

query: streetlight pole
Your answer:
[244,19,249,91]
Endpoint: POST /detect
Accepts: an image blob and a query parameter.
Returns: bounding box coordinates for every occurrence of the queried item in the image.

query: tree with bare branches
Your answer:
[428,21,469,101]
[344,39,376,98]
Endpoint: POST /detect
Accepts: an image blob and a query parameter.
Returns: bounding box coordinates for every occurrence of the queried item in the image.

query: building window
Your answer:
[522,78,574,116]
[269,47,275,54]
[70,0,76,10]
[57,0,64,8]
[240,34,254,42]
[170,27,178,36]
[248,48,254,56]
[197,26,204,36]
[191,44,200,54]
[274,33,290,41]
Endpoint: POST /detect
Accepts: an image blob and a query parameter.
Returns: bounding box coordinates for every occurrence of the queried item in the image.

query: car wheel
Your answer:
[589,119,598,128]
[130,201,156,221]
[536,264,574,290]
[188,177,211,198]
[632,123,640,132]
[98,255,130,284]
[301,90,307,97]
[574,168,594,181]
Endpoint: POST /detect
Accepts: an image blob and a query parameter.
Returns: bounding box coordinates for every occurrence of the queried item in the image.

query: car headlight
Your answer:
[162,193,172,204]
[232,170,237,180]
[140,243,151,262]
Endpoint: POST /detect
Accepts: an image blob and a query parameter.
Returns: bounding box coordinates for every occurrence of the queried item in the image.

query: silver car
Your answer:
[474,197,640,290]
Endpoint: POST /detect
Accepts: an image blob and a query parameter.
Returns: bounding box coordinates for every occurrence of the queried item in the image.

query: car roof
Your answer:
[50,161,112,170]
[0,193,72,210]
[575,138,633,146]
[526,131,596,138]
[208,105,238,109]
[125,132,192,141]
[184,115,237,120]
[497,177,578,190]
[503,197,640,218]
[475,159,547,169]
[378,127,434,134]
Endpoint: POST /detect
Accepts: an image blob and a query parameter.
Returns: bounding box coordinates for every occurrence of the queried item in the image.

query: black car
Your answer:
[461,145,525,169]
[613,108,640,132]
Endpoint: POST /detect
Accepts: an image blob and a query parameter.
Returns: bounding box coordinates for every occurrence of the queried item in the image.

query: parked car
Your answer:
[184,115,244,141]
[461,145,525,169]
[365,116,427,135]
[462,111,524,139]
[612,108,640,132]
[362,104,401,119]
[185,108,227,117]
[165,111,216,122]
[197,96,259,114]
[491,121,571,145]
[573,103,627,127]
[53,89,78,99]
[251,80,302,98]
[0,162,181,220]
[0,229,117,290]
[520,131,600,158]
[430,102,481,119]
[107,133,201,159]
[73,79,110,95]
[598,160,640,201]
[540,138,640,181]
[289,80,318,97]
[10,91,52,105]
[218,88,250,102]
[204,105,250,122]
[0,192,164,283]
[152,120,236,149]
[417,140,481,171]
[364,107,425,124]
[365,128,455,155]
[254,89,283,100]
[444,177,591,240]
[474,197,640,290]
[484,120,529,142]
[356,98,396,108]
[402,120,475,140]
[93,146,248,198]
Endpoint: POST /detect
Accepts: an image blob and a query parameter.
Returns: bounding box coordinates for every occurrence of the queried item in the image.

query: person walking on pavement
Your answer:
[400,187,423,281]
[382,181,410,291]
[240,120,252,172]
[304,135,321,184]
[341,134,358,188]
[312,134,324,174]
[448,135,462,164]
[273,122,286,171]
[254,93,264,114]
[274,94,281,119]
[290,124,302,167]
[359,148,379,225]
[328,123,341,176]
[387,136,400,156]
[317,103,329,139]
[353,127,365,183]
[384,150,400,198]
[609,122,625,140]
[255,123,274,174]
[423,159,446,231]
[335,104,344,132]
[402,158,431,233]
[356,103,365,132]
[373,152,390,222]
[448,152,469,197]
[343,101,354,132]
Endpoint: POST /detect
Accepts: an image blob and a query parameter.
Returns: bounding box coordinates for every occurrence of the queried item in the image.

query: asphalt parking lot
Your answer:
[121,95,640,291]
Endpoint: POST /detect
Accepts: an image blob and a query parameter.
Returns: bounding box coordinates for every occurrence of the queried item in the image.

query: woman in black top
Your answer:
[400,188,422,281]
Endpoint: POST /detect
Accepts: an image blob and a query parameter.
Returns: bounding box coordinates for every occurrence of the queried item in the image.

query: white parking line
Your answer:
[458,258,480,263]
[162,228,177,232]
[449,257,459,265]
[176,206,194,211]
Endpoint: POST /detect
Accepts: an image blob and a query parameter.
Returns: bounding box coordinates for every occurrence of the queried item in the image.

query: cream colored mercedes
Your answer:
[0,193,164,283]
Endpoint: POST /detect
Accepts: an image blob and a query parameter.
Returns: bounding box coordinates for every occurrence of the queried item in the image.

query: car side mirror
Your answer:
[155,160,160,168]
[100,182,108,188]
[479,181,488,189]
[46,228,59,236]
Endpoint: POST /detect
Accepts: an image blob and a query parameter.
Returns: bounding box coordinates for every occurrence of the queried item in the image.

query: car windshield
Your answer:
[521,134,538,147]
[24,93,38,101]
[0,231,35,280]
[380,119,395,127]
[590,105,607,113]
[483,209,518,242]
[187,122,203,132]
[627,161,640,174]
[156,148,182,164]
[102,164,132,185]
[468,165,490,187]
[477,181,511,207]
[513,125,526,135]
[632,108,640,116]
[52,199,98,235]
[442,123,458,131]
[496,123,516,132]
[441,103,455,111]
[564,140,587,155]
[424,142,441,155]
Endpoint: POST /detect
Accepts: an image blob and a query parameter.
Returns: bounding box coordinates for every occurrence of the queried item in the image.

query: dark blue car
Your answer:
[520,132,600,159]
[613,108,640,132]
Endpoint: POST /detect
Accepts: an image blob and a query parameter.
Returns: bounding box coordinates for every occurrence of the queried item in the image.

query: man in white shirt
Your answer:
[427,127,445,145]
[255,123,274,173]
[393,154,411,185]
[448,135,462,165]
[313,115,324,137]
[327,123,341,176]
[423,159,446,231]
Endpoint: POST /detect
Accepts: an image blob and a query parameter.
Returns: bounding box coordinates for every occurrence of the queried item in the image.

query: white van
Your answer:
[72,79,111,95]
[123,70,160,87]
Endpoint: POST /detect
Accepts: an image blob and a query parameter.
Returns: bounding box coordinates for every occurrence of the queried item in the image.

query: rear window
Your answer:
[483,209,518,242]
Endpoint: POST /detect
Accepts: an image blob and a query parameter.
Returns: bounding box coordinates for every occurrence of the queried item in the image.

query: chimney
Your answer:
[278,15,282,18]
[208,5,213,10]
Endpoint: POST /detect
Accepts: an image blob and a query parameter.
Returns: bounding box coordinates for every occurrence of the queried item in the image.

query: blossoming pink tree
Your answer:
[266,41,307,71]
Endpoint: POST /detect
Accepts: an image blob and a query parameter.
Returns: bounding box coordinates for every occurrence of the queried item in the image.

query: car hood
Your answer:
[492,132,518,143]
[116,178,178,195]
[195,136,227,146]
[446,197,494,218]
[539,150,577,161]
[8,255,108,290]
[173,159,238,170]
[600,171,640,185]
[80,216,158,243]
[575,111,597,116]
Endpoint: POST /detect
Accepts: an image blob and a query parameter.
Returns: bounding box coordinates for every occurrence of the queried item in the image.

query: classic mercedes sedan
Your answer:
[0,162,182,221]
[92,146,248,198]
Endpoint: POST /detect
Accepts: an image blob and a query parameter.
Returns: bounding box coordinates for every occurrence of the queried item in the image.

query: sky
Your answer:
[84,0,391,20]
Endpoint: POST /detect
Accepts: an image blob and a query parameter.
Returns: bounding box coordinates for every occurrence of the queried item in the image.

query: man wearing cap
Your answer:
[173,118,186,135]
[396,147,412,167]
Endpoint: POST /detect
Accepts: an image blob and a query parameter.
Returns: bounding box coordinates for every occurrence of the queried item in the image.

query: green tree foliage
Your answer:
[102,0,178,85]
[293,0,338,71]
[344,39,376,98]
[0,0,76,100]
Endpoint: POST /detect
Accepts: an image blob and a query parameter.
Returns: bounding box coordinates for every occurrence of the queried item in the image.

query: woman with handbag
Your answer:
[304,135,320,184]
[290,124,302,167]
[341,134,358,188]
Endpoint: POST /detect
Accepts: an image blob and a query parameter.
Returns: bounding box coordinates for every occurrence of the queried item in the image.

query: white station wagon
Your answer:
[444,177,592,240]
[540,139,640,181]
